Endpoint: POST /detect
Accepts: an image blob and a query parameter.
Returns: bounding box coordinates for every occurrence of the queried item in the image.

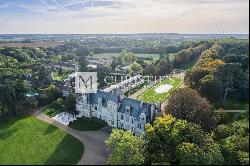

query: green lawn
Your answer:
[137,77,183,103]
[69,117,107,131]
[124,82,149,97]
[42,104,63,117]
[0,116,83,165]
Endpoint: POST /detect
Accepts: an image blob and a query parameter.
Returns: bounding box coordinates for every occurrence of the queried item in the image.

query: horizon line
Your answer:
[0,33,249,35]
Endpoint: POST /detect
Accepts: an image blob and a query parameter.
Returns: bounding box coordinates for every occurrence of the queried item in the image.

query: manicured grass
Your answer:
[69,117,107,131]
[0,116,84,165]
[137,77,183,103]
[42,105,62,117]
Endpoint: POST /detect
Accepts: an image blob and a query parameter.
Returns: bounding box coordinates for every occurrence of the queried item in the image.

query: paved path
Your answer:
[32,109,109,165]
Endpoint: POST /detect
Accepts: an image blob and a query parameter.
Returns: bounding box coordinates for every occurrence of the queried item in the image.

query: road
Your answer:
[32,109,109,165]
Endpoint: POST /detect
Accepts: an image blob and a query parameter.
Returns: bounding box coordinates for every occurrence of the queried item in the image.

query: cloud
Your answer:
[0,0,248,33]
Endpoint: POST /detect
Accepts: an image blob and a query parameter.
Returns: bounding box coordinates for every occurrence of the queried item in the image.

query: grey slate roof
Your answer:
[89,90,121,106]
[81,90,153,122]
[119,98,152,122]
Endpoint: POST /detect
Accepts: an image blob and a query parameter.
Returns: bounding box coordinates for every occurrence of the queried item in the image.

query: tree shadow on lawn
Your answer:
[0,116,28,140]
[44,124,58,135]
[44,134,84,165]
[0,123,17,140]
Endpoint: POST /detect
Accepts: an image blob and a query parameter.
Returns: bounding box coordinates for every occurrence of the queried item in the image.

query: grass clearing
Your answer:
[0,116,83,165]
[51,71,71,81]
[137,77,183,103]
[90,53,160,60]
[69,117,107,131]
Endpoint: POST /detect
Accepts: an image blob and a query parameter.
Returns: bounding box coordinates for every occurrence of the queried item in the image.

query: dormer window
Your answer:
[140,113,146,123]
[82,95,87,104]
[126,106,131,115]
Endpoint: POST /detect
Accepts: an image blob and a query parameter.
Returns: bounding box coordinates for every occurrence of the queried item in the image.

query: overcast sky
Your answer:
[0,0,249,34]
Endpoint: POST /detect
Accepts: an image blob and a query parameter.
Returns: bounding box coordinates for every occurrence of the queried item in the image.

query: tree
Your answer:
[76,46,90,72]
[106,129,145,165]
[184,67,211,89]
[207,59,225,68]
[130,62,142,74]
[144,115,223,165]
[39,84,62,105]
[75,46,90,57]
[31,64,51,88]
[198,75,223,102]
[143,64,156,76]
[165,88,217,132]
[78,57,89,72]
[64,94,76,113]
[97,66,112,89]
[155,59,172,76]
[213,63,244,104]
[215,119,249,165]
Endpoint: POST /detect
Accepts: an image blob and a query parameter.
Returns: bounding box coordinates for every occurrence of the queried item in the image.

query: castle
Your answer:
[76,75,157,135]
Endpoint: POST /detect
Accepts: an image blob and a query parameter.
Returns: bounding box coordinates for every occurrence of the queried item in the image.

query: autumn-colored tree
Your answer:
[184,67,211,89]
[165,88,217,132]
[207,59,225,68]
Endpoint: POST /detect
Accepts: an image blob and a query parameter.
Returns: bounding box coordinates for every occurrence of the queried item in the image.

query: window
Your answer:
[95,106,97,110]
[111,120,114,126]
[126,106,130,115]
[126,116,129,122]
[121,114,124,120]
[98,98,102,105]
[131,119,134,124]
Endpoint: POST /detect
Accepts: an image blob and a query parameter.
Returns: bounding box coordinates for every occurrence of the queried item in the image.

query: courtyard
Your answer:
[137,77,183,103]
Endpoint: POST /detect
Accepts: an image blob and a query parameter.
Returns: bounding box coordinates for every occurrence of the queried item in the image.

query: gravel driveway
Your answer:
[32,110,109,165]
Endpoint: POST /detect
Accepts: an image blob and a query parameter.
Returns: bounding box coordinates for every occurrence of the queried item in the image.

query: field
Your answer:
[137,77,183,103]
[89,53,160,60]
[0,116,83,165]
[0,41,64,48]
